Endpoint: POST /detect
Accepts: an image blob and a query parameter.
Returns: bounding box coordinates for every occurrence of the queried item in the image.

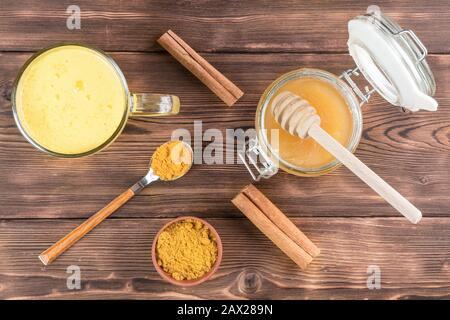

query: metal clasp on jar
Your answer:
[238,136,278,181]
[340,67,375,106]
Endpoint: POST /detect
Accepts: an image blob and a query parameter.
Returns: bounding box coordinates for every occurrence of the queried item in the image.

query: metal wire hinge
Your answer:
[238,138,278,181]
[340,67,375,106]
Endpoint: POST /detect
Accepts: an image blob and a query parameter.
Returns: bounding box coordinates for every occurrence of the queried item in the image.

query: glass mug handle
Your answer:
[130,93,180,116]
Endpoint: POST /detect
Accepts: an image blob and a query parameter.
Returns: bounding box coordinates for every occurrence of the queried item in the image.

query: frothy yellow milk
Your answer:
[15,45,126,155]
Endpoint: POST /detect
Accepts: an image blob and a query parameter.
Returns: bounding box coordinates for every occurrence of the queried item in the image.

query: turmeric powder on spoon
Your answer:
[151,140,192,180]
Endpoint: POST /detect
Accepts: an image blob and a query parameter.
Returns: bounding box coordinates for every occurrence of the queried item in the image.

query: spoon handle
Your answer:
[308,124,422,224]
[39,188,135,265]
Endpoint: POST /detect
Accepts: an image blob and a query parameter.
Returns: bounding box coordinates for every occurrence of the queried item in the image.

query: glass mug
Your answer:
[12,44,180,158]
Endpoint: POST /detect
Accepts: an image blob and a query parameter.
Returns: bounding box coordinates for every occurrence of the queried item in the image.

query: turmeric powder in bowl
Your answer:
[153,217,222,285]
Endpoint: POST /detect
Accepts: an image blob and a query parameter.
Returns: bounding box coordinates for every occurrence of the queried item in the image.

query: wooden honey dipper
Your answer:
[271,91,422,224]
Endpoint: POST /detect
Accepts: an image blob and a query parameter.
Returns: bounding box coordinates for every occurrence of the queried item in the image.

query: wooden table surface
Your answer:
[0,0,449,300]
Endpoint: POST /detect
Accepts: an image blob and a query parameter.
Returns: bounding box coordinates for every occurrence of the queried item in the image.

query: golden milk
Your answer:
[15,45,126,155]
[265,77,353,169]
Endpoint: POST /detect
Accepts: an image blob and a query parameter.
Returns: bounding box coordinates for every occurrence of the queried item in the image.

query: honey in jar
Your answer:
[254,68,362,177]
[264,77,354,170]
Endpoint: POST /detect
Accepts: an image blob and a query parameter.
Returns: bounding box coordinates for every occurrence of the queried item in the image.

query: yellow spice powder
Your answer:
[156,219,218,281]
[151,140,192,181]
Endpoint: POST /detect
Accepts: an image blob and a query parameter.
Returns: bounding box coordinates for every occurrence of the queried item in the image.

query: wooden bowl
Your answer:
[151,216,223,286]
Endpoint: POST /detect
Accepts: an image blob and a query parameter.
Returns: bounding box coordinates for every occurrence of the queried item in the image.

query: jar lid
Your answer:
[347,5,437,111]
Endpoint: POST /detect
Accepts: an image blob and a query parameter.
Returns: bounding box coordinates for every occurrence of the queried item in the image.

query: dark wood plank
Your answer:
[0,217,448,299]
[0,0,449,53]
[0,52,449,219]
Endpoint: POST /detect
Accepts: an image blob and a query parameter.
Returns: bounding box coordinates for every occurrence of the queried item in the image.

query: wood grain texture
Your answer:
[0,53,448,219]
[0,0,449,53]
[0,218,448,300]
[0,0,449,300]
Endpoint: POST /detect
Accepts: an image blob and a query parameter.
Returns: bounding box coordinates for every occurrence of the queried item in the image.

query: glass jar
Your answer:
[240,5,437,181]
[255,68,363,177]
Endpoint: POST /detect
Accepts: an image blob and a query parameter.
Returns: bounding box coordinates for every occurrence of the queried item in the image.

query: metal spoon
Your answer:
[39,141,193,265]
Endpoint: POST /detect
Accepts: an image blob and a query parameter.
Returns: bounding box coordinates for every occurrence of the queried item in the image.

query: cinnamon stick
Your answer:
[157,30,244,106]
[242,184,320,257]
[232,193,313,270]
